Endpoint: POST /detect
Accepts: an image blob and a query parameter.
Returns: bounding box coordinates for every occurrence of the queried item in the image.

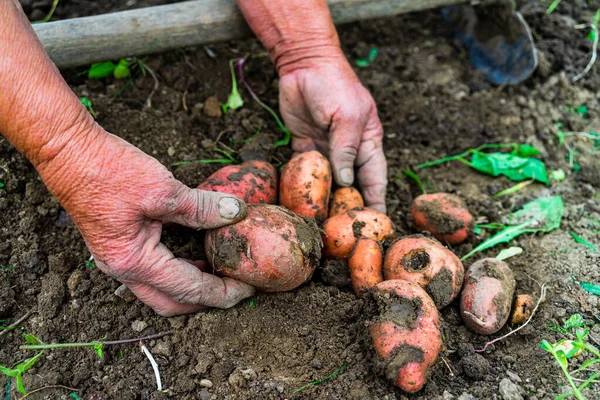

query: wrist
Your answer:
[270,36,345,76]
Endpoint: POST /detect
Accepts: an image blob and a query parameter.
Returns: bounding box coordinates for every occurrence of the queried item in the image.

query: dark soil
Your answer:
[2,0,600,399]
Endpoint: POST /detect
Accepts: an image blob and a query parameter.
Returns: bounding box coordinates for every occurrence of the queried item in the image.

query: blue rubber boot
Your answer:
[443,4,538,85]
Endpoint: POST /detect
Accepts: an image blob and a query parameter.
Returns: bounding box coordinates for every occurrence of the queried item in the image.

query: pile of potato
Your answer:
[200,152,520,393]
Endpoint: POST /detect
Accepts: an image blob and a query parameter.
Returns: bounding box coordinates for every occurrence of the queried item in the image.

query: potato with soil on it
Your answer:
[460,258,516,335]
[323,208,394,259]
[329,187,364,217]
[368,280,442,393]
[347,238,383,296]
[511,294,535,325]
[383,236,464,309]
[279,151,332,222]
[205,204,322,292]
[411,193,474,245]
[198,160,278,204]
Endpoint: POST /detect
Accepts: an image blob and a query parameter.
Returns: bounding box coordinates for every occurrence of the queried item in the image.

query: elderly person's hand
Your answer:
[237,0,388,212]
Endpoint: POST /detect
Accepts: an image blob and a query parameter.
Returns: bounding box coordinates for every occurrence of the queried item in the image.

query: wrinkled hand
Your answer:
[44,128,255,316]
[278,54,387,212]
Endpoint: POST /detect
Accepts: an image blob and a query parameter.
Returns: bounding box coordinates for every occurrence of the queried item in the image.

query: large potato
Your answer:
[199,160,278,204]
[411,193,474,245]
[279,151,332,222]
[205,205,322,292]
[460,258,516,335]
[383,236,464,309]
[368,280,442,393]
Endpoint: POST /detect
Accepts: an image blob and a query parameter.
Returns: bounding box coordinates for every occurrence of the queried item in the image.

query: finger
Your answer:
[139,243,255,309]
[126,282,205,317]
[356,118,388,213]
[328,117,362,187]
[291,137,318,154]
[156,185,247,230]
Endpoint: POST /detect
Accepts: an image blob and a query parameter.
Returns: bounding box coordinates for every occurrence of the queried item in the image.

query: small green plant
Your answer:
[355,48,378,68]
[539,315,600,399]
[569,230,598,253]
[0,351,44,395]
[32,0,59,23]
[87,58,131,80]
[541,0,562,14]
[401,170,426,194]
[222,59,244,114]
[293,362,349,394]
[80,97,97,118]
[249,299,256,308]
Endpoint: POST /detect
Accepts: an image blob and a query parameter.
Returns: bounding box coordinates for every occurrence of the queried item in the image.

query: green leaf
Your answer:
[539,339,553,352]
[574,105,588,116]
[402,170,426,194]
[555,349,568,368]
[355,48,379,68]
[93,343,103,358]
[550,169,566,182]
[22,334,43,345]
[462,222,533,260]
[580,358,600,370]
[569,230,598,252]
[20,352,43,373]
[0,365,19,377]
[88,62,117,79]
[496,246,523,261]
[70,394,80,400]
[470,152,549,184]
[80,97,97,118]
[113,59,131,79]
[0,182,4,189]
[221,59,244,114]
[516,144,541,157]
[579,281,600,295]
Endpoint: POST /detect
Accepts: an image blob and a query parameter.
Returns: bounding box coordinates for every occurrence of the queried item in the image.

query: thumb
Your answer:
[328,119,362,187]
[158,185,247,230]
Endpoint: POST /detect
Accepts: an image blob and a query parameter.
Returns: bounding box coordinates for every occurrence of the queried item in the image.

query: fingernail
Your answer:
[219,197,241,219]
[339,168,353,186]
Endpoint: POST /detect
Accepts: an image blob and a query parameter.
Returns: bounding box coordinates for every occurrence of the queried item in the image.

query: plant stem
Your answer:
[20,331,170,351]
[416,143,516,169]
[552,349,584,400]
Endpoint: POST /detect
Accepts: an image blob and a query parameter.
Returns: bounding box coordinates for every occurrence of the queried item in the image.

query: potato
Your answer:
[198,160,278,204]
[411,193,474,245]
[368,280,442,393]
[329,187,364,217]
[347,238,383,296]
[460,258,516,335]
[323,208,394,259]
[205,204,322,292]
[511,294,535,325]
[383,236,464,309]
[279,151,332,222]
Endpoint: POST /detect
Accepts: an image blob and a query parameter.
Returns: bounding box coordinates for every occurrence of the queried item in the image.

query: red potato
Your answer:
[323,208,394,259]
[198,160,278,204]
[205,204,322,292]
[383,236,464,309]
[411,193,474,245]
[329,187,364,217]
[347,238,383,296]
[368,280,442,393]
[279,151,332,222]
[460,258,516,335]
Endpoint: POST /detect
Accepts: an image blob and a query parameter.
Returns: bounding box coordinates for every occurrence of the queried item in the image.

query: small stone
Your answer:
[459,354,490,380]
[443,390,455,400]
[114,284,137,303]
[228,369,245,388]
[152,340,172,357]
[195,352,216,374]
[199,379,213,388]
[37,273,65,319]
[167,146,176,157]
[588,295,598,307]
[241,368,257,381]
[201,139,214,149]
[203,96,222,118]
[198,389,212,400]
[499,378,523,400]
[67,269,85,296]
[131,320,148,332]
[507,371,522,383]
[458,394,475,400]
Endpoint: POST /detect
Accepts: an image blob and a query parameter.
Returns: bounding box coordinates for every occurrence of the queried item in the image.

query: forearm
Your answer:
[236,0,343,75]
[0,1,100,182]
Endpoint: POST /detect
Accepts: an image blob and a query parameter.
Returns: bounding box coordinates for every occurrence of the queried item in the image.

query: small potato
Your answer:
[323,208,394,259]
[198,160,278,204]
[329,187,364,217]
[411,193,474,245]
[205,204,322,292]
[279,151,332,222]
[383,236,464,309]
[511,294,535,325]
[348,238,383,296]
[460,258,516,335]
[368,280,442,393]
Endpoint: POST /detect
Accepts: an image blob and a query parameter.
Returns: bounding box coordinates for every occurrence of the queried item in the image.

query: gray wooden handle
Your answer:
[33,0,491,68]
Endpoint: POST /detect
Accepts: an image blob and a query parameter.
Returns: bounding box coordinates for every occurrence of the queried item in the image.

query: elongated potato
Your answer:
[368,280,442,393]
[205,204,322,292]
[323,208,394,259]
[460,258,516,335]
[383,236,464,309]
[279,151,332,222]
[411,193,474,245]
[329,187,364,217]
[347,238,383,296]
[198,160,278,204]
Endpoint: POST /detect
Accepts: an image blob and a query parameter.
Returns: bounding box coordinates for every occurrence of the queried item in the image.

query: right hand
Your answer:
[41,124,255,317]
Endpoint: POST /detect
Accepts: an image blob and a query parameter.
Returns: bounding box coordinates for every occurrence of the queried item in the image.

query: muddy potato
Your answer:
[511,294,535,325]
[279,151,332,222]
[411,193,474,245]
[347,238,383,296]
[329,187,364,217]
[460,258,516,335]
[198,160,278,204]
[368,280,442,393]
[383,236,464,309]
[205,204,322,292]
[323,208,394,259]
